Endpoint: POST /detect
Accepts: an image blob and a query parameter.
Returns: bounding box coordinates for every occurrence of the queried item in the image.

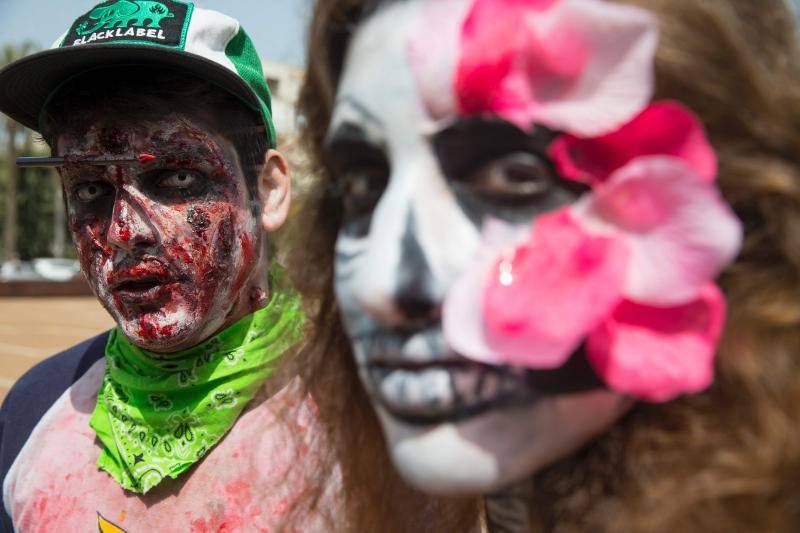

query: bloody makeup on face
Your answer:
[58,118,262,353]
[39,66,272,354]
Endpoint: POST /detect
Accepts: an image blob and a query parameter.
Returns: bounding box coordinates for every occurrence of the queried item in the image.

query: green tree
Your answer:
[0,42,71,262]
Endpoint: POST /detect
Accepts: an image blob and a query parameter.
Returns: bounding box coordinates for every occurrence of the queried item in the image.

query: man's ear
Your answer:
[257,149,291,232]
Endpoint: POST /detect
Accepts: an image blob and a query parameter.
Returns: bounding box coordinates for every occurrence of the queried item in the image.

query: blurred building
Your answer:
[261,59,304,141]
[261,59,314,202]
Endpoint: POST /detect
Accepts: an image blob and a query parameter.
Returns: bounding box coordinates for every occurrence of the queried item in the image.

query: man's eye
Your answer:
[468,153,553,199]
[157,170,198,189]
[74,182,111,202]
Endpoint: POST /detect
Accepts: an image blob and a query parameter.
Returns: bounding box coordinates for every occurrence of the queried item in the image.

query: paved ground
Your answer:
[0,297,114,401]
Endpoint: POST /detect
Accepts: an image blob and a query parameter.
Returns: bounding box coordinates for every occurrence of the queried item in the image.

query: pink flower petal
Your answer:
[407,0,474,120]
[587,283,725,402]
[443,253,507,365]
[575,156,742,305]
[480,209,629,369]
[550,101,718,185]
[443,219,530,365]
[456,0,658,136]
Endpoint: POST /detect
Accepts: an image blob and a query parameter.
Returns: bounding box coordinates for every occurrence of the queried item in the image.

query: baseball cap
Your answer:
[0,0,277,147]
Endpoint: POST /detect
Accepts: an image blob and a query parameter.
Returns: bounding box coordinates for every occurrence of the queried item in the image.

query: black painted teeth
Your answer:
[367,363,539,425]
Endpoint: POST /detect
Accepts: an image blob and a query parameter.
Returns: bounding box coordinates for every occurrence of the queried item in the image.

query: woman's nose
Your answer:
[393,220,441,325]
[355,211,443,328]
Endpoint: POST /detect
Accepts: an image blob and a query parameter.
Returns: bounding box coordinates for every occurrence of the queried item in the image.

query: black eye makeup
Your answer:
[325,121,390,237]
[468,151,555,203]
[64,163,215,213]
[138,167,212,202]
[433,116,586,223]
[155,169,200,190]
[433,116,558,193]
[72,180,114,203]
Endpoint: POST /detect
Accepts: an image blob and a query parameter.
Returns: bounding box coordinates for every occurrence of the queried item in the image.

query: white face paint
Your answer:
[329,0,632,494]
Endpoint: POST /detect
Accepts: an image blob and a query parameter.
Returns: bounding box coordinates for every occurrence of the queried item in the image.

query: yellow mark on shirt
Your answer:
[97,512,127,533]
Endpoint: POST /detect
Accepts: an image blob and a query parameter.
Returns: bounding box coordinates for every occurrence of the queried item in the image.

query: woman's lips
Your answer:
[356,328,604,424]
[356,328,539,424]
[367,361,538,425]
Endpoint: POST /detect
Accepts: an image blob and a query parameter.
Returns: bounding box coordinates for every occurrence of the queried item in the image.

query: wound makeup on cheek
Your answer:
[69,216,115,314]
[71,215,113,256]
[187,206,211,233]
[231,231,255,294]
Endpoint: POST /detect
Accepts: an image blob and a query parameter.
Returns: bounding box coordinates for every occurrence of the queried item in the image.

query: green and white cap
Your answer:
[0,0,277,147]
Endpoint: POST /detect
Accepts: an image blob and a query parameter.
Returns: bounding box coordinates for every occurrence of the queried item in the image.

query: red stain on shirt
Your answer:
[225,480,252,503]
[4,361,341,532]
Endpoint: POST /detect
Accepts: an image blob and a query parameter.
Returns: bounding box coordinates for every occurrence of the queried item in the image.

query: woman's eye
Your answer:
[337,164,388,218]
[326,135,390,235]
[332,162,388,238]
[468,152,553,199]
[158,170,198,189]
[75,182,111,202]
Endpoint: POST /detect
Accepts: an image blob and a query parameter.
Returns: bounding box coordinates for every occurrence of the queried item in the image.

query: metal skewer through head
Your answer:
[16,153,158,168]
[16,156,70,168]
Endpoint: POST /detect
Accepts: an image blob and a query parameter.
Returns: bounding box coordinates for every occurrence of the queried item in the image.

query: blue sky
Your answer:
[0,0,313,66]
[1,0,797,63]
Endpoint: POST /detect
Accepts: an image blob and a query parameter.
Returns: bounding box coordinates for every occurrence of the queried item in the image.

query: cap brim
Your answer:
[0,44,264,132]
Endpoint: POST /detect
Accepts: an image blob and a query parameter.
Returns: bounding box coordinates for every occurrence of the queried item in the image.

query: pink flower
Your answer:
[410,0,743,402]
[574,156,742,305]
[443,156,742,401]
[483,211,631,368]
[587,284,725,402]
[549,101,718,186]
[407,0,474,120]
[442,219,530,365]
[455,0,659,136]
[444,211,629,368]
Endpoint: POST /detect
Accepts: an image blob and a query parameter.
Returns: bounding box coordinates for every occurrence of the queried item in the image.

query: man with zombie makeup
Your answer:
[293,0,800,530]
[0,2,334,531]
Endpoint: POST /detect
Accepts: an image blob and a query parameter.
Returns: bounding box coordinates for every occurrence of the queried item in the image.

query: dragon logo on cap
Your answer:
[76,0,174,36]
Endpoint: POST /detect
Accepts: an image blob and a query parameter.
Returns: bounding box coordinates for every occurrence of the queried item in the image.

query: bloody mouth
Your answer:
[109,263,177,305]
[112,279,179,304]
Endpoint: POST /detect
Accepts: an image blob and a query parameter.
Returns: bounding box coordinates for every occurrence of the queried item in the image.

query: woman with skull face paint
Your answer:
[289,0,800,530]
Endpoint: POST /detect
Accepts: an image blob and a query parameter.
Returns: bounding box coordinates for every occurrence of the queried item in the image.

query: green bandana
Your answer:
[89,267,304,494]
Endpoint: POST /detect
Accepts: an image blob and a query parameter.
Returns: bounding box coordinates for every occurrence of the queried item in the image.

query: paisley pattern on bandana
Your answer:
[89,265,305,494]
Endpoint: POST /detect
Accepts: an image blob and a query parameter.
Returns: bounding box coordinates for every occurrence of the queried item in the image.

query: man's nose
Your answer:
[106,192,157,253]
